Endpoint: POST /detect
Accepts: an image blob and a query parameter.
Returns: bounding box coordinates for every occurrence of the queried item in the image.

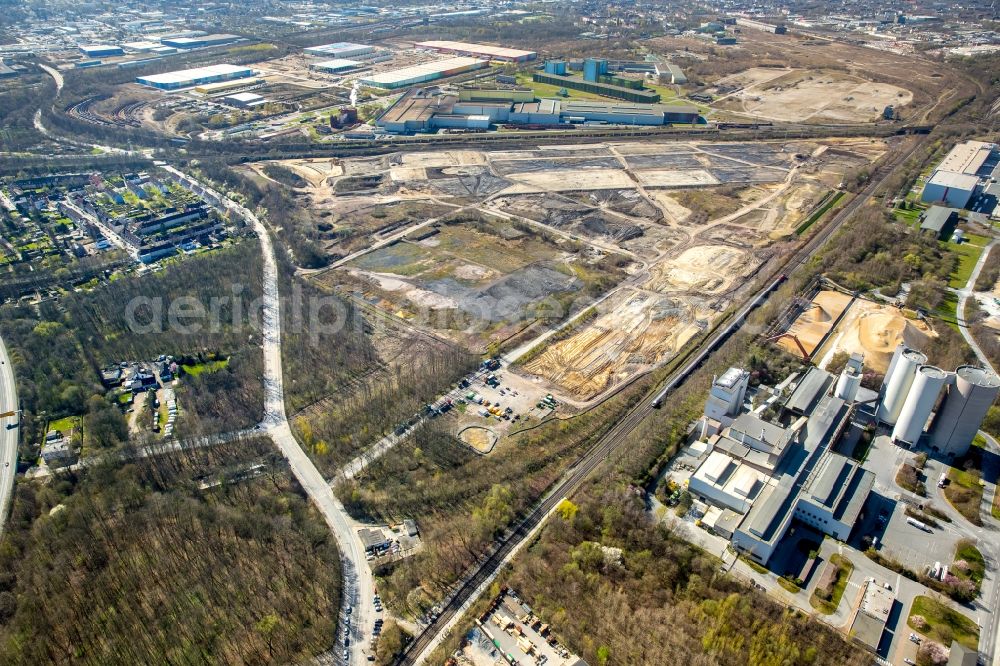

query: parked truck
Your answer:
[907,516,931,532]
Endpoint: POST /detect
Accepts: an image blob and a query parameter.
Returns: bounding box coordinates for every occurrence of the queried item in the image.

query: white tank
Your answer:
[931,365,1000,457]
[835,366,862,402]
[877,346,927,425]
[892,365,947,445]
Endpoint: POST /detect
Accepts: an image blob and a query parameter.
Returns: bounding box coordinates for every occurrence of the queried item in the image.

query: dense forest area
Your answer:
[508,484,868,666]
[0,437,341,665]
[0,241,266,455]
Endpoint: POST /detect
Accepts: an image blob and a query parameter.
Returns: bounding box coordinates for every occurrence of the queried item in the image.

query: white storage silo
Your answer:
[877,346,927,425]
[931,365,1000,457]
[892,365,947,446]
[835,365,862,402]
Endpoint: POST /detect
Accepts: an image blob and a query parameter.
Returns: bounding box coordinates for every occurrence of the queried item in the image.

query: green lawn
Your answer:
[777,577,801,594]
[932,289,961,330]
[946,240,985,289]
[946,462,984,526]
[954,540,985,592]
[893,205,923,229]
[796,190,846,235]
[47,416,80,435]
[181,358,229,377]
[809,554,853,614]
[908,595,979,649]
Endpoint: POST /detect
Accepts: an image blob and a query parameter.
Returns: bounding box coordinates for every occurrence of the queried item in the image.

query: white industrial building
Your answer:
[303,42,375,59]
[358,57,487,89]
[223,92,265,108]
[136,64,255,90]
[686,365,874,565]
[921,140,998,209]
[704,367,750,424]
[876,344,1000,457]
[921,171,980,209]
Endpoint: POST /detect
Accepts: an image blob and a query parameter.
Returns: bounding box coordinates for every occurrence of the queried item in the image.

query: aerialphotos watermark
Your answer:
[123,282,776,348]
[122,282,585,344]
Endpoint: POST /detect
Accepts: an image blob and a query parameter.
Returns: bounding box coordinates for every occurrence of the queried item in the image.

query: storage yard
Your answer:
[279,136,890,403]
[814,297,936,373]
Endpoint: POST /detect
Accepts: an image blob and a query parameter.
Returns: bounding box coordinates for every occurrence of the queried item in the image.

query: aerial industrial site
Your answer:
[1,2,1000,666]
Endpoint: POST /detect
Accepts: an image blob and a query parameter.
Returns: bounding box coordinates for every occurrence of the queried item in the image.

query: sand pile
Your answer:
[814,300,935,373]
[777,290,851,357]
[851,310,932,372]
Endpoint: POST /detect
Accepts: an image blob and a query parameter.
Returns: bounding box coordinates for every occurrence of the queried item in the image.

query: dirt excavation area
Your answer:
[294,137,890,402]
[778,294,937,373]
[710,67,912,123]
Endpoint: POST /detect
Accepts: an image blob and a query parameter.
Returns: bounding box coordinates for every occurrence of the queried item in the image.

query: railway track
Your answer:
[393,135,925,666]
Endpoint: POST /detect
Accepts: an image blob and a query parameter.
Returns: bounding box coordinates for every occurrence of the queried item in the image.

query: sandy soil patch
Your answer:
[400,150,487,168]
[458,426,497,453]
[521,292,704,400]
[635,169,720,188]
[501,169,636,193]
[648,245,749,293]
[279,159,343,187]
[738,72,911,123]
[649,192,693,224]
[813,298,935,372]
[356,271,459,310]
[454,263,497,281]
[389,166,428,182]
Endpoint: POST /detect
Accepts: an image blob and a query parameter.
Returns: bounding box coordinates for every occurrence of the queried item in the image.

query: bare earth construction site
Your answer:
[268,137,889,406]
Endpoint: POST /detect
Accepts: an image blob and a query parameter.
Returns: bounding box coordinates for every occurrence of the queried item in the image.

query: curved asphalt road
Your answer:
[160,165,376,666]
[0,334,19,536]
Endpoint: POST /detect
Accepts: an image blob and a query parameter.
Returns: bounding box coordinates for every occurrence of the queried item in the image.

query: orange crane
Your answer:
[763,332,810,361]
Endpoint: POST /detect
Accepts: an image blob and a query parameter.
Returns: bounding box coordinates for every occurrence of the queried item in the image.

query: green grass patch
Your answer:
[777,577,801,594]
[180,358,229,377]
[946,240,985,289]
[908,595,979,649]
[796,191,846,236]
[932,289,961,330]
[741,556,768,575]
[809,554,853,614]
[954,540,985,590]
[46,416,80,435]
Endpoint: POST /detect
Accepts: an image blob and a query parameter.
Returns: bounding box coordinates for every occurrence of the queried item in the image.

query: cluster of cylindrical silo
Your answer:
[877,344,1000,456]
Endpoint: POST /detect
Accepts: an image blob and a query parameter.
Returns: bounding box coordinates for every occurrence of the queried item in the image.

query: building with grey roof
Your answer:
[691,370,870,565]
[920,206,960,240]
[785,367,835,416]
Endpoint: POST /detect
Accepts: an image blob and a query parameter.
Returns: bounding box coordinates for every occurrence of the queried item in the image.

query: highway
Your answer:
[0,334,19,536]
[397,136,927,665]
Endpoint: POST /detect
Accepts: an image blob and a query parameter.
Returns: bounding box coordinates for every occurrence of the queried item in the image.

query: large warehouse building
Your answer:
[375,88,703,133]
[136,64,255,90]
[303,42,375,59]
[921,139,998,209]
[415,40,536,62]
[160,34,241,49]
[80,45,124,57]
[358,57,487,89]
